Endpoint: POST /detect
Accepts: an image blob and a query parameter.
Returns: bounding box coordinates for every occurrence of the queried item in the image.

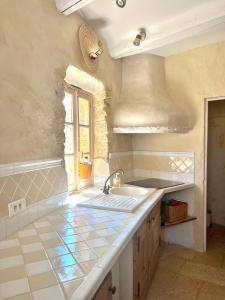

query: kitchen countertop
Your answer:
[0,182,194,300]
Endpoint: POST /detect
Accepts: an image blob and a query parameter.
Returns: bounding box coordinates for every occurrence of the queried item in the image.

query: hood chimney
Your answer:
[113,54,190,133]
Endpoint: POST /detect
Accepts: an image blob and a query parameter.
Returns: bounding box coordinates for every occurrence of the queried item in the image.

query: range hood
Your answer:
[113,54,190,133]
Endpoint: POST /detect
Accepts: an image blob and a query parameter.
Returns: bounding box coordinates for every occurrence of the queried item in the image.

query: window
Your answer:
[63,87,93,192]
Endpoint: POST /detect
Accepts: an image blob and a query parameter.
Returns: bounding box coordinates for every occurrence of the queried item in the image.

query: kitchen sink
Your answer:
[110,186,153,197]
[77,186,156,213]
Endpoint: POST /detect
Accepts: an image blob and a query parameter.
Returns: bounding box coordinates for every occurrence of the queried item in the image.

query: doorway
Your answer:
[63,86,94,193]
[204,97,225,249]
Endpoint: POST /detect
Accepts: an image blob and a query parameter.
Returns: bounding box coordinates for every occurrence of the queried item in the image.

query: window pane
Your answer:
[79,97,89,125]
[65,155,75,190]
[64,124,74,154]
[79,126,90,155]
[63,92,73,123]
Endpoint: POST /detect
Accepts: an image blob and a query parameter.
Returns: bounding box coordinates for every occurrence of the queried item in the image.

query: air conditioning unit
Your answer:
[55,0,95,15]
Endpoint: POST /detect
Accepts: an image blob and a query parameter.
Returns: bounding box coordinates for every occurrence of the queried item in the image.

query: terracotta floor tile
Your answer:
[147,267,177,298]
[180,261,225,287]
[192,249,224,268]
[173,247,196,261]
[159,255,186,273]
[148,227,225,299]
[170,274,203,299]
[207,238,225,251]
[197,282,225,300]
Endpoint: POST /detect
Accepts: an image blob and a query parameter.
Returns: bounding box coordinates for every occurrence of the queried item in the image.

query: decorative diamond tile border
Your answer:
[169,156,194,174]
[0,167,68,217]
[110,151,194,175]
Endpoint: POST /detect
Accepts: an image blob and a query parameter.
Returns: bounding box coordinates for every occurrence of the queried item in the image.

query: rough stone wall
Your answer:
[93,94,108,160]
[0,0,131,164]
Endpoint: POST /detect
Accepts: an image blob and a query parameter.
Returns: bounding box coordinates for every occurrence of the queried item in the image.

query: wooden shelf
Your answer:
[162,216,197,228]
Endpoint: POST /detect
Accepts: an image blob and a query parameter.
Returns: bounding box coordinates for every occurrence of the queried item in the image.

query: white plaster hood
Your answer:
[113,54,190,134]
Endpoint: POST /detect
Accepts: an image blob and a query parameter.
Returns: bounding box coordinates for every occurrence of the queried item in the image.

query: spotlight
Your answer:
[133,29,146,46]
[116,0,126,8]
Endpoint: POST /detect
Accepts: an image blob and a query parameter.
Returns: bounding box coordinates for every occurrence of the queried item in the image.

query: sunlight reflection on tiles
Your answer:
[51,254,76,269]
[56,264,84,283]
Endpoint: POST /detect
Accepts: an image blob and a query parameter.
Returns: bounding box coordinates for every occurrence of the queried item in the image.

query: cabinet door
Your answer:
[151,202,161,256]
[93,272,113,300]
[146,212,154,283]
[149,202,161,282]
[133,219,149,300]
[133,202,161,300]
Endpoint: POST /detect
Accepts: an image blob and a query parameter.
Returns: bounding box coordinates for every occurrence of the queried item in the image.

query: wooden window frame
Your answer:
[64,83,94,193]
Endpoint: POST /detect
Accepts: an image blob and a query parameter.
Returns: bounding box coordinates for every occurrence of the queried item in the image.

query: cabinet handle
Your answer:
[137,282,140,297]
[109,286,116,295]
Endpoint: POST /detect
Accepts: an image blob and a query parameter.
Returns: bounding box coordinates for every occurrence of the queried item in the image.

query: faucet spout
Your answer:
[103,169,124,194]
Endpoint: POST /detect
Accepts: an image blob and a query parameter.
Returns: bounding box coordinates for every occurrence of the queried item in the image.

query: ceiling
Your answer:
[80,0,225,58]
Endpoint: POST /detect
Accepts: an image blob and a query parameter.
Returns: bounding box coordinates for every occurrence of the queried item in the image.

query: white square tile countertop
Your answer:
[0,181,194,300]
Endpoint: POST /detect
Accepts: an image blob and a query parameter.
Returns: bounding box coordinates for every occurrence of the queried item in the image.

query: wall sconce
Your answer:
[79,24,103,73]
[89,41,103,60]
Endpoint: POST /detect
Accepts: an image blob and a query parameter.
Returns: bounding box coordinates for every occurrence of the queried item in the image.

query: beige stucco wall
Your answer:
[0,0,131,164]
[132,41,225,250]
[208,100,225,226]
[0,0,133,218]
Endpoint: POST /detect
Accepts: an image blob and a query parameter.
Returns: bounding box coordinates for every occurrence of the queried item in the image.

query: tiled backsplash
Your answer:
[109,152,133,179]
[110,151,194,182]
[0,166,67,217]
[0,159,68,240]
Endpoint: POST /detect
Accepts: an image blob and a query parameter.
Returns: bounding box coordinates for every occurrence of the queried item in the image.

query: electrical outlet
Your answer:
[8,198,26,217]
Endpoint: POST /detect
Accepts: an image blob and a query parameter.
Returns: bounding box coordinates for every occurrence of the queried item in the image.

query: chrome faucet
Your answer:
[103,169,124,194]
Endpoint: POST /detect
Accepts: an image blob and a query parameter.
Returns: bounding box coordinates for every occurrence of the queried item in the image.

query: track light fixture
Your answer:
[116,0,126,8]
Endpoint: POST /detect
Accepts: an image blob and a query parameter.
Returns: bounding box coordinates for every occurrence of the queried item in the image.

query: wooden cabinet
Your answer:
[93,272,116,300]
[133,202,161,300]
[149,202,161,281]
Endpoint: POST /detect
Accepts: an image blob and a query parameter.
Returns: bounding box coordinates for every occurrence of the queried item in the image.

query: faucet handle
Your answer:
[103,184,111,194]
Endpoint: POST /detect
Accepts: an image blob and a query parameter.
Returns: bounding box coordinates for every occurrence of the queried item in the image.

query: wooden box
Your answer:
[166,200,187,223]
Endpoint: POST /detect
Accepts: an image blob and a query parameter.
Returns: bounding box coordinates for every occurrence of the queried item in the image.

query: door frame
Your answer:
[64,83,94,192]
[203,96,225,250]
